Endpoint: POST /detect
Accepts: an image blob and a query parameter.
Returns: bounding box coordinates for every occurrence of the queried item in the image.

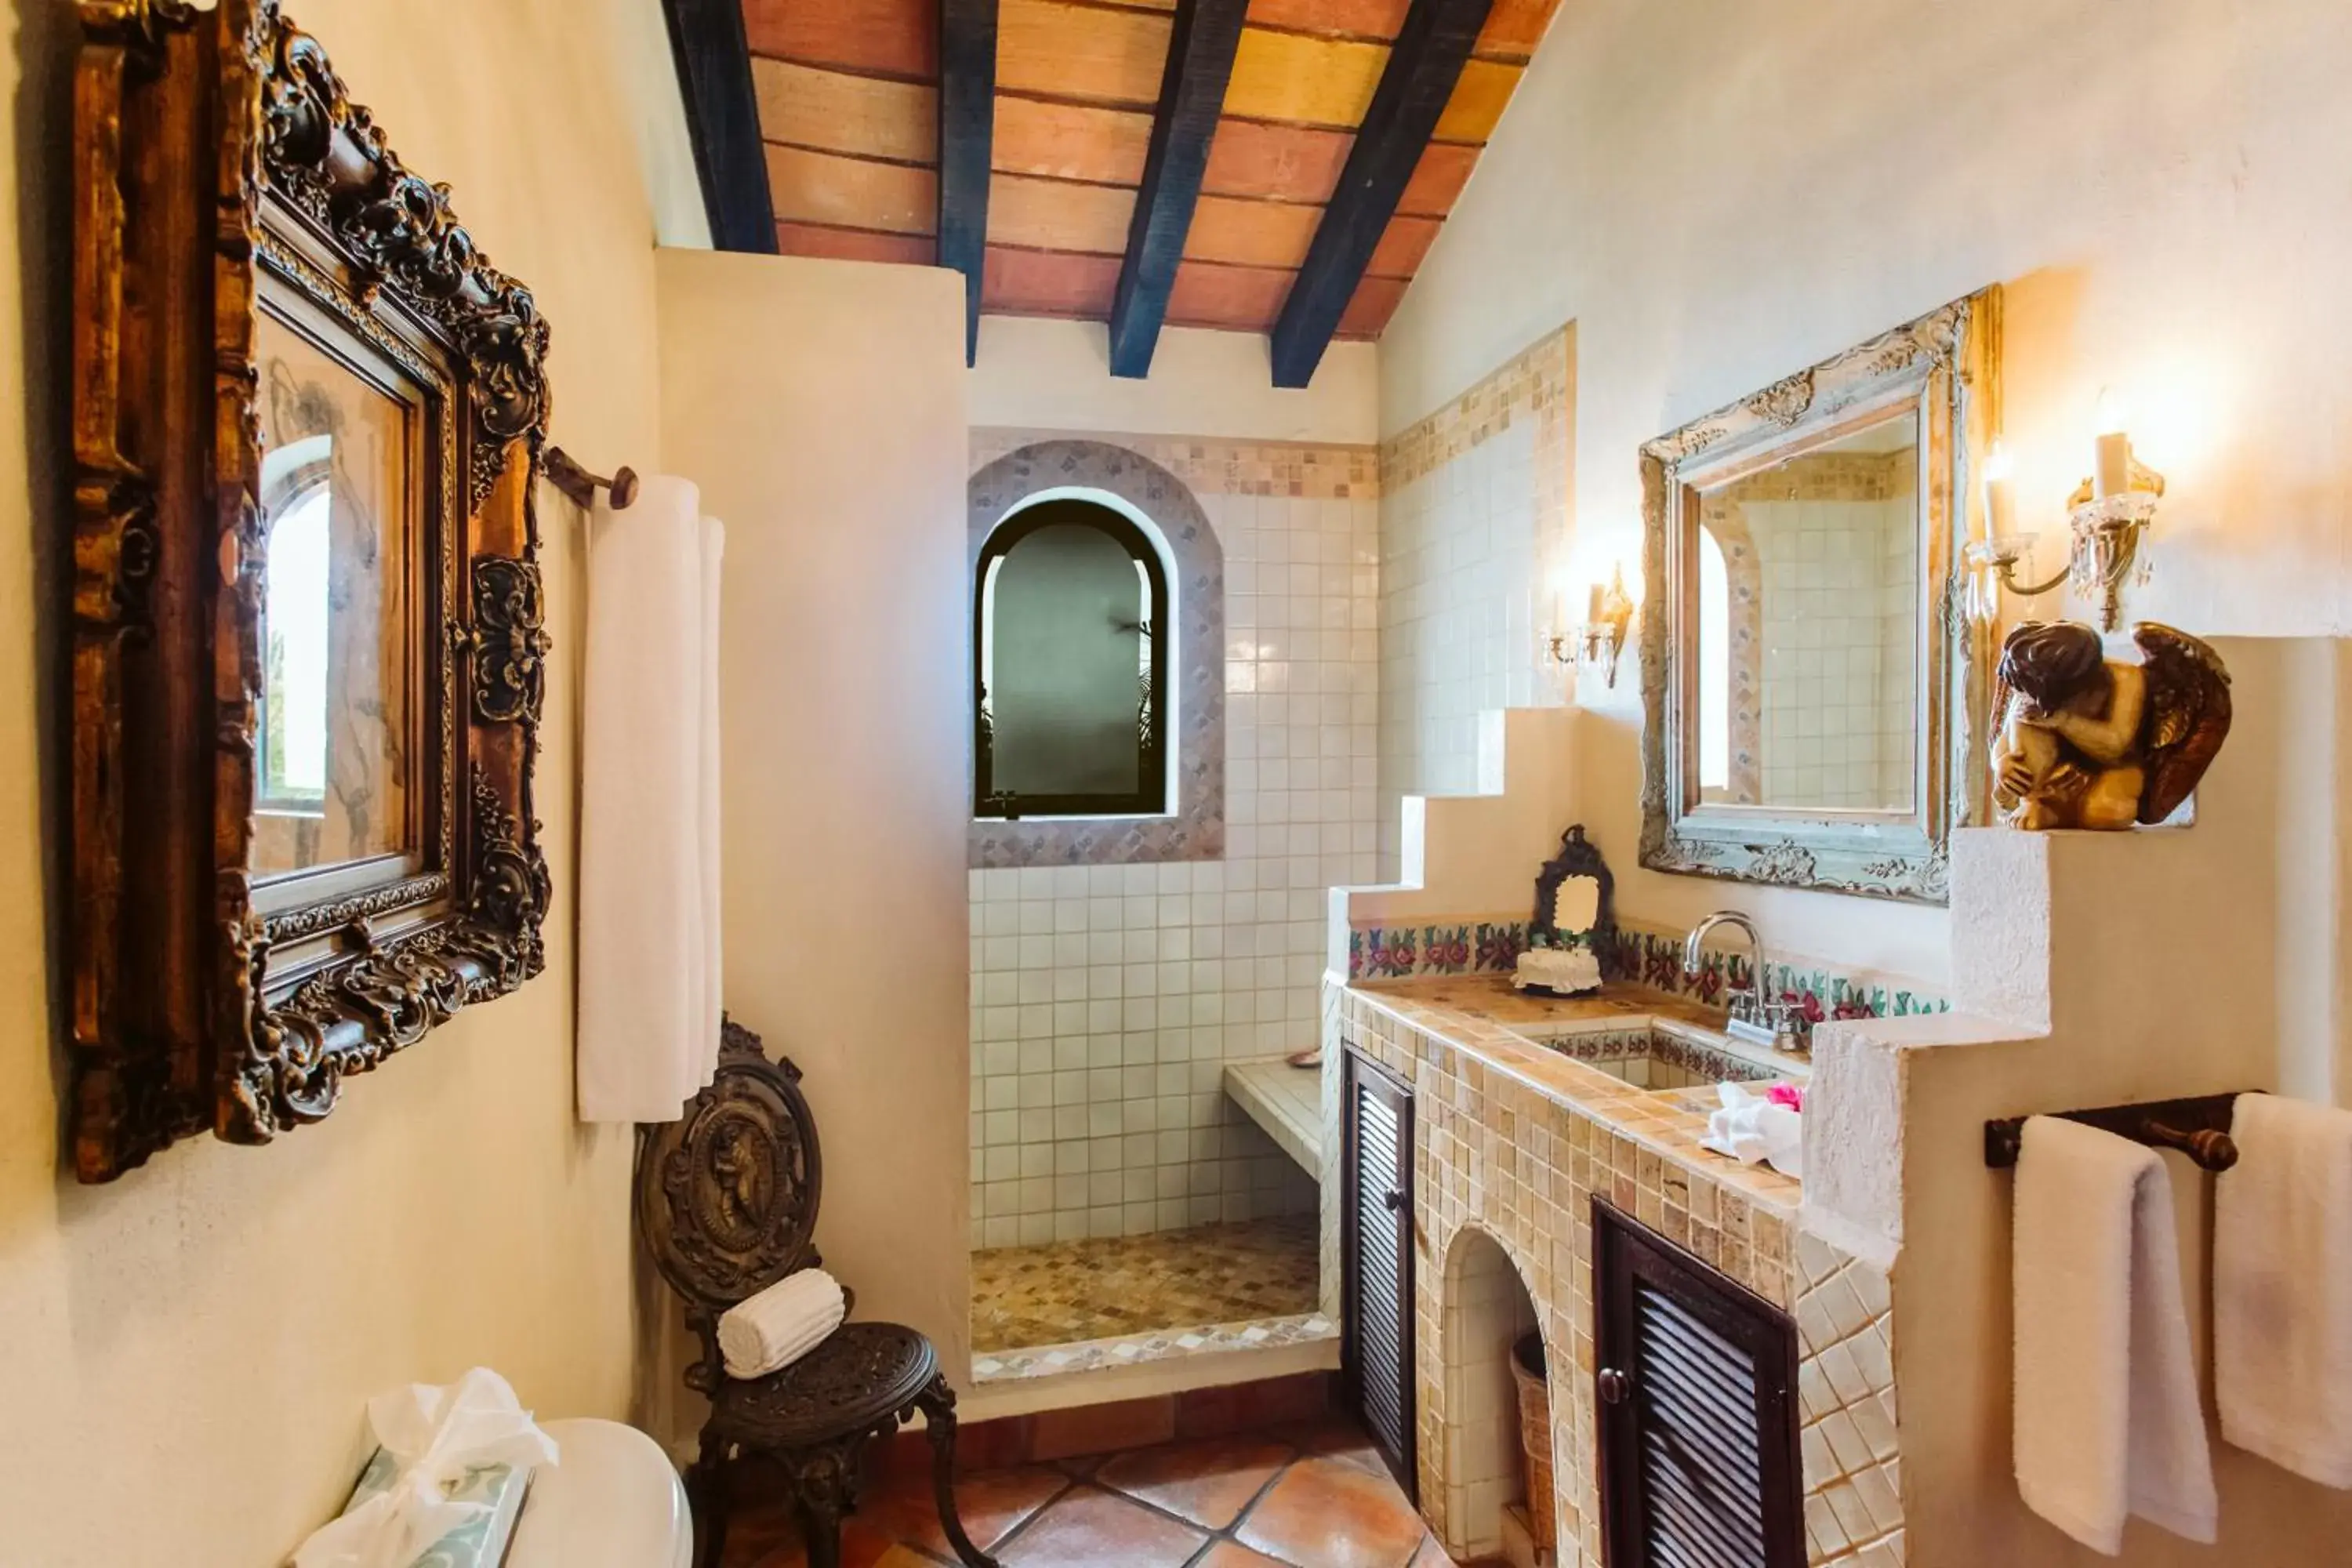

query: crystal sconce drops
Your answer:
[1546,565,1637,688]
[1966,391,2167,633]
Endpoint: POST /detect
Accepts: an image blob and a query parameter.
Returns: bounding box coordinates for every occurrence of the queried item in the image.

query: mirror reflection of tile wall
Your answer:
[1698,419,1919,813]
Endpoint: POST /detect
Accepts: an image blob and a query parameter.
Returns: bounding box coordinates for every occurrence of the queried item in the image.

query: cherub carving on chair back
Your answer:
[1990,620,2232,831]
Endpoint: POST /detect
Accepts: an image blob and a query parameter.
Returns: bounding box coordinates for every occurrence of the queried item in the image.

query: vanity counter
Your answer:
[1338,973,1808,1218]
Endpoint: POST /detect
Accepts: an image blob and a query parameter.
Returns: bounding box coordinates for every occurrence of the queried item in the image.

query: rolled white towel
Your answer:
[717,1270,846,1381]
[1700,1083,1803,1178]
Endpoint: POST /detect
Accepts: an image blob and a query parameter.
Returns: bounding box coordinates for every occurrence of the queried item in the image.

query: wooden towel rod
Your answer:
[1984,1092,2249,1174]
[543,445,639,511]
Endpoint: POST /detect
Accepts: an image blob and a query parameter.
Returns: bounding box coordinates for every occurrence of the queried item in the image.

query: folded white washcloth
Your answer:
[2216,1093,2352,1488]
[717,1269,846,1380]
[2013,1116,2216,1554]
[1700,1083,1802,1177]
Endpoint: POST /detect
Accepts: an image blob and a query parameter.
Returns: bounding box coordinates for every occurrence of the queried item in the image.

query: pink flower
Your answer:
[1766,1082,1805,1112]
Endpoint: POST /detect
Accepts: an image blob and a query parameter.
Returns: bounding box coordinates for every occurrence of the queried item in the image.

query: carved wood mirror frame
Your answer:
[1637,289,2002,905]
[68,0,553,1181]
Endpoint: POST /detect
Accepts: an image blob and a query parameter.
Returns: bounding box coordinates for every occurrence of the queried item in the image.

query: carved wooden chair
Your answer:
[636,1019,997,1568]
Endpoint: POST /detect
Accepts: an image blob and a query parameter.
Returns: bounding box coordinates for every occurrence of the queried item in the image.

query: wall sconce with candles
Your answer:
[1545,565,1637,688]
[1965,391,2167,632]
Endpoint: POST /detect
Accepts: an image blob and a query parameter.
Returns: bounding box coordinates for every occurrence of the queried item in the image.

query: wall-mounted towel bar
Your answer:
[1985,1093,2249,1174]
[544,446,640,511]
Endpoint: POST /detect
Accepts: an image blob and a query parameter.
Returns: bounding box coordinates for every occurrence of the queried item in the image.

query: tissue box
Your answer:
[341,1448,533,1568]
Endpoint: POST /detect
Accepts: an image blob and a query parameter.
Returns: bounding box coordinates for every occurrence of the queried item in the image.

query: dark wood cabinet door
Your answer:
[1343,1047,1415,1494]
[1594,1198,1803,1568]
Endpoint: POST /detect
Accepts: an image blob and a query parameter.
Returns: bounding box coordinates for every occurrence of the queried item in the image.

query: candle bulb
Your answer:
[2093,389,2132,501]
[1983,441,2016,537]
[1586,583,1606,622]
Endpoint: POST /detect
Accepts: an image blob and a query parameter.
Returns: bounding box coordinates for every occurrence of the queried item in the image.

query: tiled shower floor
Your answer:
[971,1216,1319,1353]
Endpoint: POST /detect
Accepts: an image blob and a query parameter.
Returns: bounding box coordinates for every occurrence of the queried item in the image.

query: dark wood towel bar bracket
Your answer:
[544,445,640,511]
[1984,1092,2252,1174]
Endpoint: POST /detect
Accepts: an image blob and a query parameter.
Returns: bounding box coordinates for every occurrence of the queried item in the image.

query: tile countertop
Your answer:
[1340,973,1809,1218]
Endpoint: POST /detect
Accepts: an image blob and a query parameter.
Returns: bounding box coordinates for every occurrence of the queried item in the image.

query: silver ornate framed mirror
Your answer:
[1638,290,2001,903]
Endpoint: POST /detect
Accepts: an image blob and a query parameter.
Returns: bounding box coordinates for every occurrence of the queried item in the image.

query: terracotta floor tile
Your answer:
[1198,1542,1298,1568]
[1274,1417,1393,1477]
[850,1466,1070,1555]
[996,1484,1207,1567]
[1235,1456,1429,1568]
[1094,1436,1293,1530]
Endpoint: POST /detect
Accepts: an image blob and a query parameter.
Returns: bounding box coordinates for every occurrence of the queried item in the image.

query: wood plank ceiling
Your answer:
[729,0,1562,378]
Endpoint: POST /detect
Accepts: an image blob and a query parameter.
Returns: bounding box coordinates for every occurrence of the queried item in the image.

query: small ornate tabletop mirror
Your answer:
[1517,826,1617,997]
[67,0,554,1180]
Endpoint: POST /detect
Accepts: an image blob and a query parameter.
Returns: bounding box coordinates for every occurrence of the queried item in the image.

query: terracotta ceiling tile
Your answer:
[1434,58,1522,144]
[988,173,1138,255]
[998,0,1174,108]
[995,96,1153,187]
[1475,0,1563,61]
[1242,0,1409,41]
[753,60,937,165]
[1367,213,1440,278]
[741,0,936,82]
[766,144,938,235]
[1167,260,1294,332]
[1184,195,1321,270]
[1396,141,1477,217]
[1202,119,1351,205]
[1224,27,1387,129]
[983,247,1123,318]
[775,223,939,267]
[1335,274,1408,339]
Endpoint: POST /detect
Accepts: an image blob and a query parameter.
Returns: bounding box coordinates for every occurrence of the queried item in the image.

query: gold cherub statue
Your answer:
[1991,620,2232,831]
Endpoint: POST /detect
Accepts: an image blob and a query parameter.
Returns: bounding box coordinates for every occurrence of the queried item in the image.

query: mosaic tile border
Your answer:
[1379,328,1572,493]
[970,1312,1340,1384]
[968,440,1226,867]
[1341,914,1950,1025]
[972,428,1378,499]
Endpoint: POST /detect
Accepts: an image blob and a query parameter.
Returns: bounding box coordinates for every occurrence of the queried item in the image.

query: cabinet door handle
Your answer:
[1381,1187,1407,1213]
[1597,1367,1632,1405]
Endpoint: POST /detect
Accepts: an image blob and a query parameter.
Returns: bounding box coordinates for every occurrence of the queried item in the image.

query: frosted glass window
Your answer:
[976,499,1168,818]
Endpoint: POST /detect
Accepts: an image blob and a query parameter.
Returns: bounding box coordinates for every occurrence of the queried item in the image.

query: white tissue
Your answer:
[1700,1083,1803,1178]
[292,1367,559,1568]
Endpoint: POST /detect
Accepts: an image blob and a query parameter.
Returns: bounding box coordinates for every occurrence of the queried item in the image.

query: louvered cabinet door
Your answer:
[1594,1199,1803,1568]
[1342,1047,1416,1495]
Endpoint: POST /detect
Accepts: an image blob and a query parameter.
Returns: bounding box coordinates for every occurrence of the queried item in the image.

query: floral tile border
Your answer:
[973,427,1379,499]
[970,1312,1340,1384]
[1343,916,1948,1025]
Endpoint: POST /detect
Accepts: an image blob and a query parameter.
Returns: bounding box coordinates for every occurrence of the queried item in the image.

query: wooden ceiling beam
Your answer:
[939,0,1002,365]
[1108,0,1251,378]
[1269,0,1494,387]
[662,0,779,253]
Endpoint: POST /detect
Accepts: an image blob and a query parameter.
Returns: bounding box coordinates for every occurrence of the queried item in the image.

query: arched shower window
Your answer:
[1697,525,1731,795]
[975,498,1170,818]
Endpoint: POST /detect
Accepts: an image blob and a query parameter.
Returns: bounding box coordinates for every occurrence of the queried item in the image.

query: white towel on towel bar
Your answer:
[577,476,725,1123]
[2216,1092,2352,1487]
[2013,1116,2216,1554]
[718,1270,847,1380]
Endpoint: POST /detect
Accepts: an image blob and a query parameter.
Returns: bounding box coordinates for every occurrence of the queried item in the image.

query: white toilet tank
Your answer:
[506,1418,692,1568]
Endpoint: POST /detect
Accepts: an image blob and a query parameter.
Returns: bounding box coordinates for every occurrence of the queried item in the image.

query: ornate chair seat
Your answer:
[638,1021,996,1568]
[706,1322,938,1449]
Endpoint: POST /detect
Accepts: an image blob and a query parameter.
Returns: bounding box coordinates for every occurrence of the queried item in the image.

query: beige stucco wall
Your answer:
[1377,0,2352,1056]
[0,1,693,1563]
[656,248,975,1379]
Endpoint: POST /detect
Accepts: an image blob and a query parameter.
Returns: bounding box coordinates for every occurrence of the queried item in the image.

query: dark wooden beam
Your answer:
[1269,0,1493,388]
[1107,0,1250,379]
[662,0,779,254]
[938,0,1000,366]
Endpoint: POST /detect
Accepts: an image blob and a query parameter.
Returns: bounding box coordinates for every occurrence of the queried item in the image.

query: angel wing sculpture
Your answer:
[1989,619,2232,831]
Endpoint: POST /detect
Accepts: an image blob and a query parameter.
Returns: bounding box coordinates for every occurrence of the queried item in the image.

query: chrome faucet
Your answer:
[1684,911,1806,1054]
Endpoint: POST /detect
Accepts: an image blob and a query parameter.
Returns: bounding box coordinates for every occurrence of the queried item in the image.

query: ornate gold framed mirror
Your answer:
[1638,291,2001,903]
[69,0,553,1180]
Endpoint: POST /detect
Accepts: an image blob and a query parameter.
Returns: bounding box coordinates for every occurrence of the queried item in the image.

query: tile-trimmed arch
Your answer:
[968,440,1225,867]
